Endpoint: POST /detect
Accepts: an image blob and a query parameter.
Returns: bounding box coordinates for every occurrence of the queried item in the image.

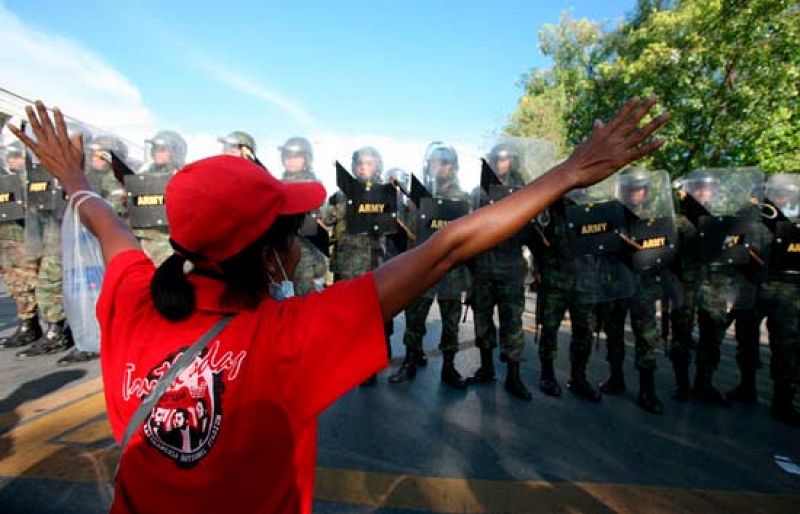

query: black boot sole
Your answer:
[567,381,602,402]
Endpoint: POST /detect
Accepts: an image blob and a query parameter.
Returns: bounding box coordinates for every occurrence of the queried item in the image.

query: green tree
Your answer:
[510,0,800,175]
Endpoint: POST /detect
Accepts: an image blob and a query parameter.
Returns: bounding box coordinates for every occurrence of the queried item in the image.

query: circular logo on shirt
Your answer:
[141,347,225,468]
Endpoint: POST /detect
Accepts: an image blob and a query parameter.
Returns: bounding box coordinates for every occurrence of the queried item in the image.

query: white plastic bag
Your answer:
[62,191,106,353]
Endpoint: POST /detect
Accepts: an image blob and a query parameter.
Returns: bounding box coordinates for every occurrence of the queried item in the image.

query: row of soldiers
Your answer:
[0,126,798,428]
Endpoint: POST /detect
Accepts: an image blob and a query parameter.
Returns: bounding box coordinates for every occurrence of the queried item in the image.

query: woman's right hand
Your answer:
[8,101,90,194]
[563,96,669,189]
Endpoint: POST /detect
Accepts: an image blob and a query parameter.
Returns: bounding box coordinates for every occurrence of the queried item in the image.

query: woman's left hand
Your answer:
[8,101,90,194]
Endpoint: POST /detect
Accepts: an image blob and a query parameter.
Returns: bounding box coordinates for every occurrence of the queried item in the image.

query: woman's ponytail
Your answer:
[150,253,196,321]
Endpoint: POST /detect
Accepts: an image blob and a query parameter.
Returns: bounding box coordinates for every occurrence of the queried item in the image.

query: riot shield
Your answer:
[0,174,25,222]
[762,173,800,275]
[565,199,627,256]
[615,169,677,270]
[560,178,636,301]
[125,173,170,229]
[678,167,765,266]
[336,162,397,236]
[383,167,413,254]
[26,162,66,214]
[417,196,470,242]
[299,211,330,257]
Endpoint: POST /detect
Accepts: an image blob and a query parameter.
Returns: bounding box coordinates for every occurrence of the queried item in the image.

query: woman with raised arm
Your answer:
[11,98,667,514]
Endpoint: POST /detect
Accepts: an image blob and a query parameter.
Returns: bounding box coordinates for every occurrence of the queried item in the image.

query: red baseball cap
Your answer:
[166,155,326,262]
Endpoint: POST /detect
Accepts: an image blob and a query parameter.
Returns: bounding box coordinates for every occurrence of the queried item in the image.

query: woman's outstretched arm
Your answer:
[9,102,140,264]
[373,96,669,320]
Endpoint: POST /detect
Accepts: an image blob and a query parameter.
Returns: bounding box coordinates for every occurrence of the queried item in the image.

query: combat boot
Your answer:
[727,367,757,404]
[599,362,626,395]
[56,348,100,366]
[691,369,731,407]
[505,361,532,401]
[0,315,42,349]
[671,357,690,403]
[538,358,561,397]
[567,360,601,402]
[637,368,664,415]
[770,382,800,427]
[16,321,74,359]
[388,351,418,384]
[466,348,495,385]
[441,350,466,389]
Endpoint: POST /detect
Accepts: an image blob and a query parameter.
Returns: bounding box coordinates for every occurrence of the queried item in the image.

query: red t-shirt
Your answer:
[98,250,388,514]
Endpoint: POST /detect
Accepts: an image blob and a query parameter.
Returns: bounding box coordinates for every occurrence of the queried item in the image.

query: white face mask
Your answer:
[268,249,295,301]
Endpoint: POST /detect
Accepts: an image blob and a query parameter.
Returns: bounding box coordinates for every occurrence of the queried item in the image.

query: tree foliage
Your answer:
[509,0,800,175]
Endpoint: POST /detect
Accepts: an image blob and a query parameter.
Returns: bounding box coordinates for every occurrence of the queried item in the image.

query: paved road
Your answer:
[0,291,798,513]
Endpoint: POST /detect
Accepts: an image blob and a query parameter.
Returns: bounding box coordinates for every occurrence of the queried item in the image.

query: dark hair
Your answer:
[151,214,303,321]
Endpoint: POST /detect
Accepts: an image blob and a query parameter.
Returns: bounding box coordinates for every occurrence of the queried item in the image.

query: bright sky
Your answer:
[0,0,635,193]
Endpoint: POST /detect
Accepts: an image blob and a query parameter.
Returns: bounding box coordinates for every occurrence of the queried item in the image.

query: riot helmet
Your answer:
[383,167,410,191]
[351,147,383,183]
[682,169,719,206]
[88,135,128,172]
[765,173,800,218]
[218,131,256,159]
[487,142,519,178]
[146,130,187,171]
[3,141,24,172]
[425,144,459,192]
[280,136,313,173]
[616,167,651,209]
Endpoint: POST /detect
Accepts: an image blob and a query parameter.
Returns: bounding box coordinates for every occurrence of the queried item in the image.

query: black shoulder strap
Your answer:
[119,314,234,451]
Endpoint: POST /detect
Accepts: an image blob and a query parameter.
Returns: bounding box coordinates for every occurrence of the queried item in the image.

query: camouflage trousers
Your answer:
[135,228,172,267]
[668,279,699,364]
[0,240,38,320]
[293,236,327,297]
[694,272,733,374]
[735,280,800,385]
[472,276,526,362]
[36,255,65,323]
[598,277,661,370]
[403,295,462,353]
[537,283,593,364]
[0,249,65,323]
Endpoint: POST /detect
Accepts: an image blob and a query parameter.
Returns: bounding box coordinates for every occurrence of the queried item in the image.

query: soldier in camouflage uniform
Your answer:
[679,169,762,407]
[668,212,701,402]
[324,147,392,385]
[278,137,327,296]
[0,142,42,349]
[730,174,800,425]
[8,142,74,359]
[463,143,534,399]
[135,131,186,266]
[389,145,471,389]
[598,169,664,414]
[531,203,600,403]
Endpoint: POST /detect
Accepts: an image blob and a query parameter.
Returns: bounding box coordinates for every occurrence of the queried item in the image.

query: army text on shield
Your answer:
[0,174,25,222]
[125,173,171,229]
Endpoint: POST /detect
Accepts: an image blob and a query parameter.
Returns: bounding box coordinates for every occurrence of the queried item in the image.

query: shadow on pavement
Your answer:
[0,369,87,461]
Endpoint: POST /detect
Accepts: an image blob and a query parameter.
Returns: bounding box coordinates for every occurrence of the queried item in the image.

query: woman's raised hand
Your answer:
[564,96,669,189]
[8,101,90,194]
